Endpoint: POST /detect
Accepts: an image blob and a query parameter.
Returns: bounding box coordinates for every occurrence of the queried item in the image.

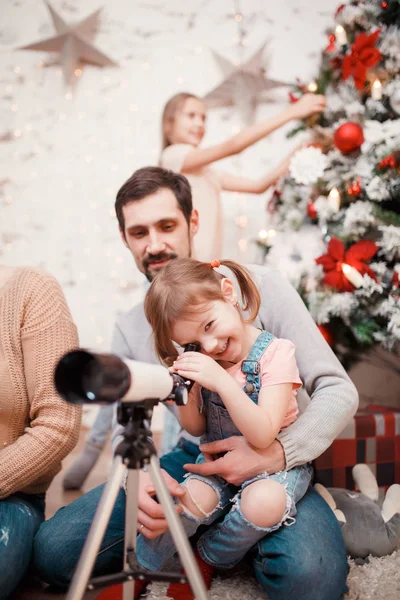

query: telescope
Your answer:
[54,344,200,407]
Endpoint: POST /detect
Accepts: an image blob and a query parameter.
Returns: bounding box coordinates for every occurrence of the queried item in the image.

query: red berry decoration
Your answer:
[381,1,388,8]
[347,178,362,197]
[334,122,364,154]
[307,202,318,220]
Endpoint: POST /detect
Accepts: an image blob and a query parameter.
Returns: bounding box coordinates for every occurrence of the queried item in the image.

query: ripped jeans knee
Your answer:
[196,465,313,569]
[179,472,236,524]
[135,471,235,572]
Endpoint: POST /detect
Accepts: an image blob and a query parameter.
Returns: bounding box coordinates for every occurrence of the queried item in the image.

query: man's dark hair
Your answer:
[115,166,193,234]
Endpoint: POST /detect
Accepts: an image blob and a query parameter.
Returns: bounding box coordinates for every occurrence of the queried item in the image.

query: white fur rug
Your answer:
[142,550,400,600]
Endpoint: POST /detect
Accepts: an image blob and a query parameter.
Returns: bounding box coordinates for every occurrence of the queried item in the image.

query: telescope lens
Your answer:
[55,350,131,405]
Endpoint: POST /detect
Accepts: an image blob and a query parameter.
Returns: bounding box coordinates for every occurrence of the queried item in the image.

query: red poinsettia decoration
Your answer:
[342,29,382,90]
[316,238,378,292]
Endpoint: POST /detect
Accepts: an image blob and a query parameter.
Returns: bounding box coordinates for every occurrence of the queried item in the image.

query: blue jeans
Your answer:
[0,493,45,600]
[33,440,348,599]
[137,453,312,571]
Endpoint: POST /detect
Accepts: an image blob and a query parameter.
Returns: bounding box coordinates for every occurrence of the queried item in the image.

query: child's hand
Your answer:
[173,352,228,393]
[290,93,326,120]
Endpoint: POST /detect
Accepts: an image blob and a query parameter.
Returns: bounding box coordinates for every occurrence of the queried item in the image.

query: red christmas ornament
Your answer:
[315,237,378,292]
[381,1,388,8]
[342,29,382,90]
[334,122,364,154]
[317,324,334,347]
[347,178,362,196]
[307,202,318,220]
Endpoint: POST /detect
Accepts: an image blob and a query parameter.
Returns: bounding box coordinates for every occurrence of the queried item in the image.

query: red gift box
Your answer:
[313,405,400,491]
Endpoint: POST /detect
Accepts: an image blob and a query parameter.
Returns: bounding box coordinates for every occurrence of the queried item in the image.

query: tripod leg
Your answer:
[66,457,127,600]
[121,469,140,600]
[147,455,209,600]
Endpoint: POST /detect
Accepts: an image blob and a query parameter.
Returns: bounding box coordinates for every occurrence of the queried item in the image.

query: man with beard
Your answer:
[34,166,357,599]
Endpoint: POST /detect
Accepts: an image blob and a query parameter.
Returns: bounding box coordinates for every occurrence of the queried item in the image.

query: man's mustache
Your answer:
[143,252,178,269]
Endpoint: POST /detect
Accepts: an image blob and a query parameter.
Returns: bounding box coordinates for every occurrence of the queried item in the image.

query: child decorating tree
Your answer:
[136,258,313,571]
[160,92,326,260]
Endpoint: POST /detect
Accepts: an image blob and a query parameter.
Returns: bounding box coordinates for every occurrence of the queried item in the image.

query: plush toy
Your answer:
[315,464,400,562]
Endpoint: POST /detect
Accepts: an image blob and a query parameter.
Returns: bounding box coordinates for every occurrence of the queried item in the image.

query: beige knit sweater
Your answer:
[0,267,82,498]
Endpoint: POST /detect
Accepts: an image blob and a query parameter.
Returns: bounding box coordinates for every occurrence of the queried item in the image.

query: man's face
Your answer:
[120,188,198,281]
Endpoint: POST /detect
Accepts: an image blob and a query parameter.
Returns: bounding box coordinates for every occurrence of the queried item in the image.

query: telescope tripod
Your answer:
[65,402,209,600]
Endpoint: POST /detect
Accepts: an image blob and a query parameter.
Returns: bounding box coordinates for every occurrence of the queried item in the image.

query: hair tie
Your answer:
[210,259,221,269]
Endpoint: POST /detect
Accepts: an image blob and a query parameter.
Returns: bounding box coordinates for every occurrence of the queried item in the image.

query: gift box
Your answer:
[313,405,400,491]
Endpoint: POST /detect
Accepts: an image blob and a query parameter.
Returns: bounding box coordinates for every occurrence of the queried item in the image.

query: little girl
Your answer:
[160,92,326,260]
[136,258,313,571]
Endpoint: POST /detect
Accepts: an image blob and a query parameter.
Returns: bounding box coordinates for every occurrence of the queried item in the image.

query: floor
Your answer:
[11,427,162,600]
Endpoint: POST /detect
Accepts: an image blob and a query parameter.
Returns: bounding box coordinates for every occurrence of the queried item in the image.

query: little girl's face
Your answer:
[172,299,249,364]
[168,97,206,147]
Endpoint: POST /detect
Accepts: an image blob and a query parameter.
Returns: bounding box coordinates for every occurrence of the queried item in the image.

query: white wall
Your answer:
[1,0,339,353]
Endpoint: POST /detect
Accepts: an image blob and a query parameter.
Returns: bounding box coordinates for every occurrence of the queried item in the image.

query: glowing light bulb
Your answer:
[235,215,248,228]
[238,239,248,252]
[307,81,318,92]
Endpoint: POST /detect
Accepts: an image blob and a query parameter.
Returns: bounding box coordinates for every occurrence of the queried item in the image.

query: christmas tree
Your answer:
[269,0,400,366]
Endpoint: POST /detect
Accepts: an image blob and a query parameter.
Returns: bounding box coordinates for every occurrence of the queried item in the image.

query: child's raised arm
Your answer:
[180,93,325,172]
[217,145,300,194]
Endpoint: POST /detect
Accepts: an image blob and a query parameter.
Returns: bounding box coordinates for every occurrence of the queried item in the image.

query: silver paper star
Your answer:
[19,2,118,88]
[203,41,290,124]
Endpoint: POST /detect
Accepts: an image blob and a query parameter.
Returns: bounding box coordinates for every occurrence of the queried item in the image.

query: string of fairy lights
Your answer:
[231,1,253,259]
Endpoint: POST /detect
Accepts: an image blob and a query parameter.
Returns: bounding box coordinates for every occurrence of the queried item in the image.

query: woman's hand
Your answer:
[290,93,326,120]
[172,352,229,393]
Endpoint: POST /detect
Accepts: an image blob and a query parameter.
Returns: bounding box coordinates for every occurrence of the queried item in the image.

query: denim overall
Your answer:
[136,331,313,571]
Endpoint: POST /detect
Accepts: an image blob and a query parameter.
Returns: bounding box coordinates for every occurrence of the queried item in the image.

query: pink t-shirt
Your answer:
[226,338,301,429]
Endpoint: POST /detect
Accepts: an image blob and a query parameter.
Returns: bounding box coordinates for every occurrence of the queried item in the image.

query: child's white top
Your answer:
[160,143,223,261]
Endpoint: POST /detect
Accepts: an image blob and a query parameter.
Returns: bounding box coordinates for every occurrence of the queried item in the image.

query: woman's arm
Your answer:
[0,273,82,499]
[176,383,206,437]
[216,376,292,449]
[181,94,325,171]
